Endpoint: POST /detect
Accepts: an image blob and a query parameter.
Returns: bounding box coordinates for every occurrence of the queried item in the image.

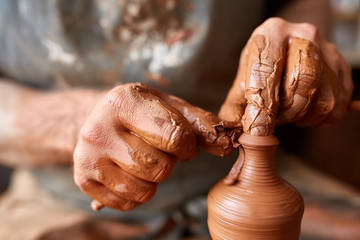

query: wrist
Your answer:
[0,80,106,166]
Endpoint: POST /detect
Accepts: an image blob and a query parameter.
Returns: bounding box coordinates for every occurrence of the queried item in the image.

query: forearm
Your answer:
[0,79,105,167]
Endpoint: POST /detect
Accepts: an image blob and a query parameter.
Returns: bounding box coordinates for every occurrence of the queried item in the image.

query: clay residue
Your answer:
[241,35,285,136]
[110,83,241,158]
[240,37,342,134]
[116,83,197,161]
[277,38,323,124]
[82,82,241,211]
[223,145,244,185]
[152,86,242,156]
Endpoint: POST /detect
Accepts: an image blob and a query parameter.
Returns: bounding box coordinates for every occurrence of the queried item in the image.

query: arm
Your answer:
[0,79,104,167]
[73,82,240,211]
[0,78,238,211]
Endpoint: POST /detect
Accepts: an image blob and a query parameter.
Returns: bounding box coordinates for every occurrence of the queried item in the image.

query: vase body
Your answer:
[207,134,304,240]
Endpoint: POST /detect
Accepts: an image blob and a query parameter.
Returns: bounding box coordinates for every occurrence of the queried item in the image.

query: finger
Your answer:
[294,46,353,127]
[108,83,197,160]
[218,45,248,123]
[77,178,141,211]
[290,22,322,47]
[315,61,353,127]
[293,66,336,127]
[110,131,177,182]
[321,48,354,126]
[77,108,177,182]
[277,38,323,125]
[149,86,242,157]
[286,27,353,127]
[96,158,158,203]
[241,33,286,135]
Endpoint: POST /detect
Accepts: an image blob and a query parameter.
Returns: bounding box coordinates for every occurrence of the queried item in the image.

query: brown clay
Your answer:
[208,38,316,239]
[240,35,286,136]
[207,134,304,240]
[221,37,353,131]
[279,38,352,127]
[277,38,323,124]
[85,83,242,211]
[146,84,243,156]
[113,83,198,161]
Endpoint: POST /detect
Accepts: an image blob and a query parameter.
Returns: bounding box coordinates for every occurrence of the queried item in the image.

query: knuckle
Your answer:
[73,173,84,188]
[105,86,126,110]
[138,184,157,202]
[255,17,285,35]
[73,152,88,175]
[169,126,197,159]
[153,159,175,182]
[326,42,338,55]
[80,120,115,148]
[130,150,175,182]
[300,23,319,42]
[107,198,130,211]
[105,82,144,113]
[324,95,336,115]
[119,200,140,211]
[111,178,156,203]
[80,121,104,143]
[74,176,91,193]
[264,17,285,26]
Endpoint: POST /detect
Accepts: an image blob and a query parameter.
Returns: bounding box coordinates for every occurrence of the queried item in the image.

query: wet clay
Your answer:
[85,83,241,211]
[240,35,285,136]
[278,38,352,127]
[207,134,304,240]
[137,83,242,156]
[277,38,323,124]
[234,37,348,134]
[207,38,317,239]
[282,39,339,127]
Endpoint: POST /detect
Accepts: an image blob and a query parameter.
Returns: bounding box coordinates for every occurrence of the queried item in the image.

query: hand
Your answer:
[219,18,353,134]
[73,83,238,211]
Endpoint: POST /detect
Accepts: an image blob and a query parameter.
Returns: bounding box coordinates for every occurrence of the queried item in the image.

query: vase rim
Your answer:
[239,133,279,148]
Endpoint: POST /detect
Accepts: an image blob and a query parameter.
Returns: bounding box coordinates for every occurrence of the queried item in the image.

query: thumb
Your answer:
[146,86,242,157]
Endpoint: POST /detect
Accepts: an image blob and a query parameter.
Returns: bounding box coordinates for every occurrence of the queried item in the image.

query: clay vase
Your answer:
[207,134,304,240]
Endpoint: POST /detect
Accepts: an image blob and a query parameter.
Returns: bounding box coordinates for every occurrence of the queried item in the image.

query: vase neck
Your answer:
[237,134,280,184]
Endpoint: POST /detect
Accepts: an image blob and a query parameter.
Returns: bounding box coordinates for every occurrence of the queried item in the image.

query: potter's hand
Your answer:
[74,83,237,211]
[219,17,353,130]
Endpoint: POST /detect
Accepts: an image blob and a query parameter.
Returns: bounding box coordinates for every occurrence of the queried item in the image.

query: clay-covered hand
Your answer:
[219,17,353,135]
[74,83,237,211]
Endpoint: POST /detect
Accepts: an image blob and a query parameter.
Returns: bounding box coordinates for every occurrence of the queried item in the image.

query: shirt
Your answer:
[0,0,289,222]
